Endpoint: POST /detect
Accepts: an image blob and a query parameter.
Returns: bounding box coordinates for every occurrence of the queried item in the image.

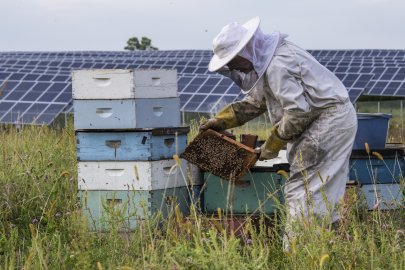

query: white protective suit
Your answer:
[229,39,358,244]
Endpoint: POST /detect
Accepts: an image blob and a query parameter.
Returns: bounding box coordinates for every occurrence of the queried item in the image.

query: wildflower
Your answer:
[32,218,38,224]
[246,238,253,246]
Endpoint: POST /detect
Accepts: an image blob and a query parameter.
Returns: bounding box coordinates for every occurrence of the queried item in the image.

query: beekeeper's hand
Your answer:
[199,104,239,132]
[199,118,228,132]
[256,125,288,161]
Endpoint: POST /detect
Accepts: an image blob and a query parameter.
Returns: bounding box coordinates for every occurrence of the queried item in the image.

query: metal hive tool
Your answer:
[180,129,258,182]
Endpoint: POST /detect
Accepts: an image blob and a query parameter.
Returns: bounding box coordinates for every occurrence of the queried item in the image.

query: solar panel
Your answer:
[0,49,404,125]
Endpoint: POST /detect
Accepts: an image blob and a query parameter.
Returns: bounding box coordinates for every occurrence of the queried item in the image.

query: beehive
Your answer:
[76,127,189,161]
[73,68,200,231]
[72,69,178,99]
[180,129,258,181]
[203,169,285,214]
[73,98,181,129]
[360,184,403,210]
[349,146,405,184]
[78,159,202,190]
[78,186,191,231]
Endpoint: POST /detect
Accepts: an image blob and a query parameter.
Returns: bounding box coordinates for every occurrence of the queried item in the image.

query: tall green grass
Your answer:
[0,122,404,269]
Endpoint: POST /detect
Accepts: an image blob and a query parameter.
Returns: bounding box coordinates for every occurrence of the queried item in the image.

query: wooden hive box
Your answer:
[180,129,258,181]
[360,183,403,210]
[77,159,202,191]
[203,170,285,215]
[76,127,189,161]
[73,98,180,130]
[78,186,191,231]
[72,69,178,99]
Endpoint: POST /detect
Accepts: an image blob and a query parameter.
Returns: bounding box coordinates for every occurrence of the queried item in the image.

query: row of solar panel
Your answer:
[0,66,213,77]
[1,58,404,71]
[0,100,66,124]
[1,67,403,96]
[0,69,395,93]
[1,49,404,125]
[0,65,405,87]
[0,50,213,58]
[2,59,404,69]
[2,71,404,111]
[1,71,404,99]
[1,49,405,58]
[1,57,403,68]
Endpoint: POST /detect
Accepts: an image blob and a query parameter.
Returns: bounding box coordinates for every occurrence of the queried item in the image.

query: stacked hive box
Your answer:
[349,145,404,210]
[202,151,289,216]
[350,114,404,210]
[73,69,200,230]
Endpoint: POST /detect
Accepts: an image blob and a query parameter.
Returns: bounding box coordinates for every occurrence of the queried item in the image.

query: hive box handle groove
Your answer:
[107,199,122,206]
[105,140,122,149]
[93,77,112,87]
[164,138,175,147]
[163,166,177,174]
[153,107,163,117]
[151,77,161,86]
[105,169,125,176]
[96,108,113,118]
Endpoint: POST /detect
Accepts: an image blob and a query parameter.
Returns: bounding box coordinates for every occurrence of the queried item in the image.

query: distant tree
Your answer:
[124,36,158,51]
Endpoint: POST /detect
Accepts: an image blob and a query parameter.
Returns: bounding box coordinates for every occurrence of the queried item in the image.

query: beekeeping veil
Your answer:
[209,16,287,93]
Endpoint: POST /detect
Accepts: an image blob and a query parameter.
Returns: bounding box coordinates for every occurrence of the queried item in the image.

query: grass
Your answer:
[0,122,404,269]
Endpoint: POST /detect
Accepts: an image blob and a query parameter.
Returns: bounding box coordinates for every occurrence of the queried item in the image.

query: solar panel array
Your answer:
[0,49,404,125]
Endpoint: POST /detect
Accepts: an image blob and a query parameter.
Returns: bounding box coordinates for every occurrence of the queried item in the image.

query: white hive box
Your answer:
[72,69,178,99]
[78,159,202,190]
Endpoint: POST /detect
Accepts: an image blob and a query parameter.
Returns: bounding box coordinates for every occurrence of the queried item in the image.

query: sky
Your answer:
[0,0,404,52]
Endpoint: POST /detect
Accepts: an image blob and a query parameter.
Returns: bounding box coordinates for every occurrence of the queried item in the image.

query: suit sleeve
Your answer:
[231,84,268,126]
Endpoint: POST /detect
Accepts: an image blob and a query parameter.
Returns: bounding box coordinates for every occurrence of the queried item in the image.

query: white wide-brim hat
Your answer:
[208,17,260,72]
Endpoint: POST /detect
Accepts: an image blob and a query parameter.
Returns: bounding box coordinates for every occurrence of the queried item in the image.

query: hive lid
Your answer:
[180,129,258,182]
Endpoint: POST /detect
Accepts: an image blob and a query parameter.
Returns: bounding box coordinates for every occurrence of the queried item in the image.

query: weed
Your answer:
[0,120,404,269]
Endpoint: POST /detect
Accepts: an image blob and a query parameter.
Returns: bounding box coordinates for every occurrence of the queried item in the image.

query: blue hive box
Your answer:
[353,113,392,150]
[73,98,180,130]
[76,127,188,161]
[360,183,404,210]
[349,145,405,184]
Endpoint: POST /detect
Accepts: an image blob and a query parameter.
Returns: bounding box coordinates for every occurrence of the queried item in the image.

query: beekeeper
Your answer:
[200,17,357,250]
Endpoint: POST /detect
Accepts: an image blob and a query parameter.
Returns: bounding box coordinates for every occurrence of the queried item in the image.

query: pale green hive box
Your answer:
[203,168,286,215]
[78,186,192,231]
